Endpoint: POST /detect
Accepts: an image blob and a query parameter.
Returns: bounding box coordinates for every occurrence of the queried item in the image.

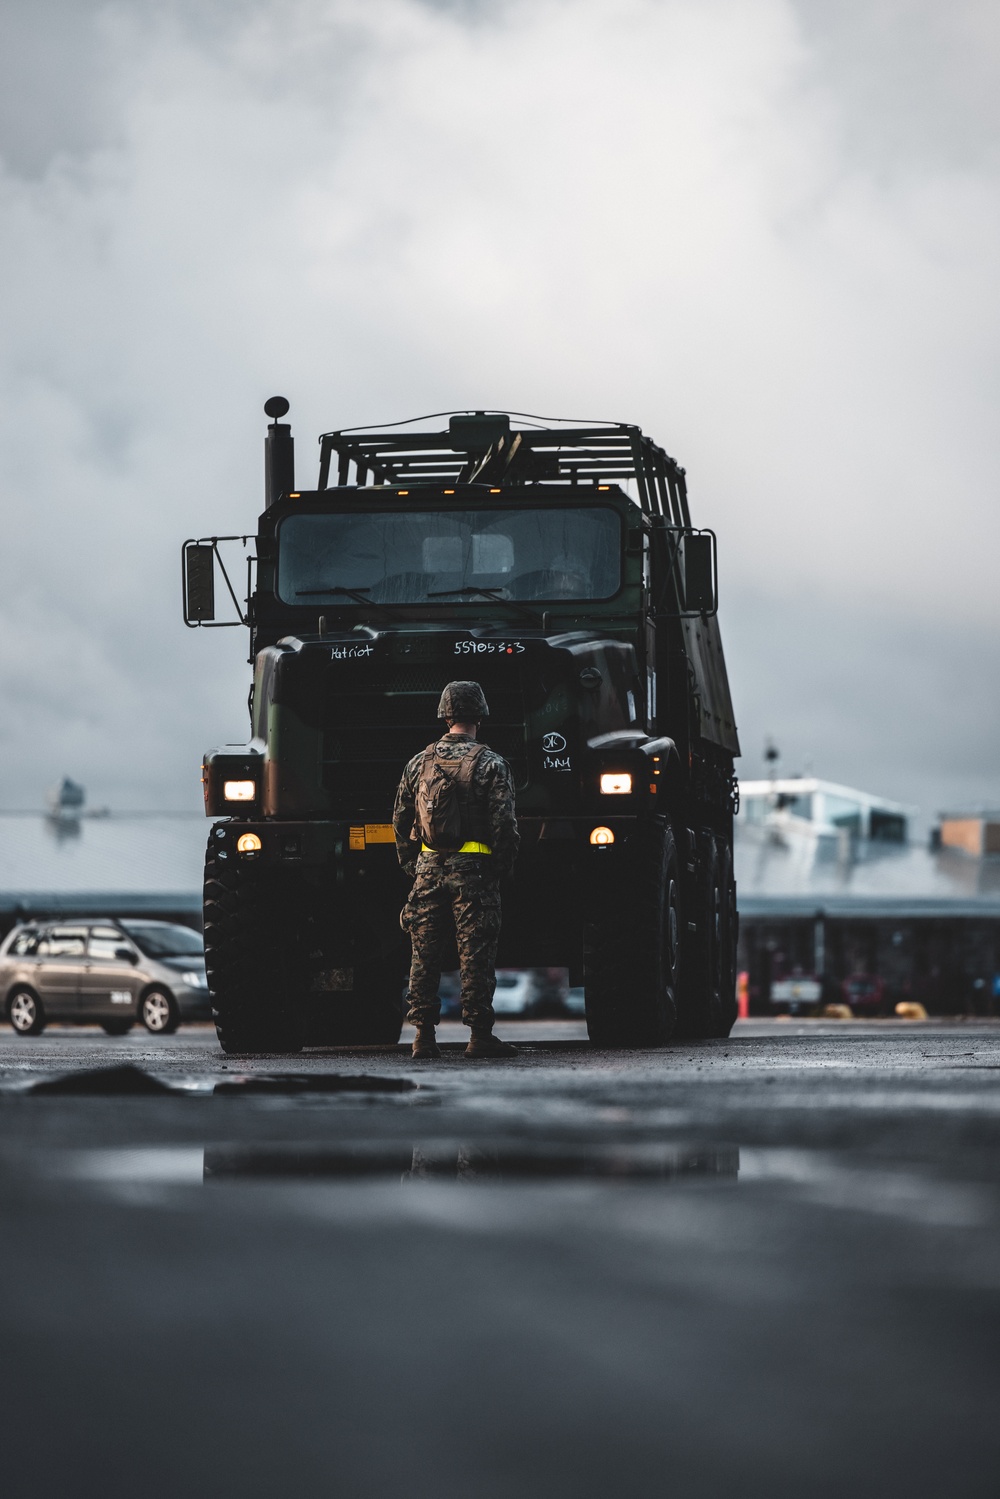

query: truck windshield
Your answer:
[276,507,621,605]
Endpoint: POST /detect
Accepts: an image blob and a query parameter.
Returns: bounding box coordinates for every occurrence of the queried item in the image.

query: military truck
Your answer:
[184,402,740,1054]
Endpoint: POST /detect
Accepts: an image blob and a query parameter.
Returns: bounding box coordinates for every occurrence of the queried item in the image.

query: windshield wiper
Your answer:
[296,585,376,606]
[425,586,541,626]
[295,584,403,622]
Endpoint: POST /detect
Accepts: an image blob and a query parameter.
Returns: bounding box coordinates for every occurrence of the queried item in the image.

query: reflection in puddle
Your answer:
[212,1075,419,1097]
[31,1143,993,1227]
[68,1148,205,1185]
[203,1142,740,1183]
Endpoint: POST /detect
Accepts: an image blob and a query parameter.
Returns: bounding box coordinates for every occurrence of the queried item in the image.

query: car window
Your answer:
[8,930,38,956]
[45,927,87,957]
[88,929,132,962]
[119,922,204,958]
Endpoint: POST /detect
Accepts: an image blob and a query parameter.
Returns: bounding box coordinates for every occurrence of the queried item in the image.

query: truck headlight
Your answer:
[237,832,262,855]
[600,773,632,795]
[224,780,256,801]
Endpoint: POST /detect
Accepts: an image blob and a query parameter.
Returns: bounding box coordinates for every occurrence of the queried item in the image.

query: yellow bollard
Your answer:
[894,1001,929,1020]
[820,1003,854,1020]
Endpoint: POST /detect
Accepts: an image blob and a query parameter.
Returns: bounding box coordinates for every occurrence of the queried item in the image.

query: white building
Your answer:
[739,777,912,846]
[735,774,1000,909]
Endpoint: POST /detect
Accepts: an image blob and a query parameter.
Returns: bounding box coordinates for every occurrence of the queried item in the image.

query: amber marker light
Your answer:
[589,826,615,846]
[490,488,501,494]
[600,773,632,795]
[237,832,262,855]
[443,489,456,495]
[288,493,300,498]
[397,490,409,496]
[224,780,256,801]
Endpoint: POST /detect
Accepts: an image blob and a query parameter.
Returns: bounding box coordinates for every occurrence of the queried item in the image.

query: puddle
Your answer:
[13,1140,992,1228]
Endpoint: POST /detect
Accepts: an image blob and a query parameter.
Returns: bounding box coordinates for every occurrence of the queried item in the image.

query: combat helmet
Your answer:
[437,680,490,722]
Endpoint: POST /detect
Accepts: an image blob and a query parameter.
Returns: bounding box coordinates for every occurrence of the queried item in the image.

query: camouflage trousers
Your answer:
[400,853,501,1029]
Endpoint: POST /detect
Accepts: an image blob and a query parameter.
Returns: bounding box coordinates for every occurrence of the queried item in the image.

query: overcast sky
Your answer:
[0,0,997,823]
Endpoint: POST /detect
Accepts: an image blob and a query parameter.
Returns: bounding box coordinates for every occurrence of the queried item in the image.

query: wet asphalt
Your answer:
[1,1018,999,1498]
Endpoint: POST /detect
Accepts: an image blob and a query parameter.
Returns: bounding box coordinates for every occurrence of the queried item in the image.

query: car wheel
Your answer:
[141,988,179,1035]
[8,988,46,1036]
[100,1018,136,1036]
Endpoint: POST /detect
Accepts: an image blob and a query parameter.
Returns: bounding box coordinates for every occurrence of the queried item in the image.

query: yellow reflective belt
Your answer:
[422,841,493,855]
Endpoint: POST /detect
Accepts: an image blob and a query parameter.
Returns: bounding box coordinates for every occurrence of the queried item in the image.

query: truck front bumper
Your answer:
[209,815,643,867]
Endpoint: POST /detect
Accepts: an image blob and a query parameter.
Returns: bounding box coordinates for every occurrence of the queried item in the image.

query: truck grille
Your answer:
[321,666,528,812]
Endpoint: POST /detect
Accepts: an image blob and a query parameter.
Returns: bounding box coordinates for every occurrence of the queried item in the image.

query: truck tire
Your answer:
[584,818,680,1048]
[675,835,737,1039]
[204,836,304,1056]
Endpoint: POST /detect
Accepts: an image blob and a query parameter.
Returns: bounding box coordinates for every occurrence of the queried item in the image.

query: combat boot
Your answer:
[411,1025,441,1060]
[465,1027,517,1059]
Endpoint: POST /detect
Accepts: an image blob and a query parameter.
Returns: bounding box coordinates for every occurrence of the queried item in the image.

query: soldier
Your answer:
[394,680,520,1060]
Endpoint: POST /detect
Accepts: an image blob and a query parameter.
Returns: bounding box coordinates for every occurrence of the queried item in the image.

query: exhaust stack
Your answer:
[264,396,294,507]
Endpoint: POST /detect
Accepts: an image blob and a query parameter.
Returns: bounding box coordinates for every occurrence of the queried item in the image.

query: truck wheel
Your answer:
[584,818,679,1047]
[675,836,737,1039]
[8,988,46,1036]
[204,837,304,1056]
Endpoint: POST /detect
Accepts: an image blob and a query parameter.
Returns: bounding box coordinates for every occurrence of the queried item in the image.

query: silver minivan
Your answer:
[0,919,211,1036]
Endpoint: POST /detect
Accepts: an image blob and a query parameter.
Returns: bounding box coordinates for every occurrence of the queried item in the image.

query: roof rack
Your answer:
[316,411,691,524]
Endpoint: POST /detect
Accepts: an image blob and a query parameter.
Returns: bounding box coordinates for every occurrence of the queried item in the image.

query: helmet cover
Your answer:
[437,680,490,721]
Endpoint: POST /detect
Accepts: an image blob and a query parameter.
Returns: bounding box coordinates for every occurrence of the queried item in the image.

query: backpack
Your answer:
[414,741,490,851]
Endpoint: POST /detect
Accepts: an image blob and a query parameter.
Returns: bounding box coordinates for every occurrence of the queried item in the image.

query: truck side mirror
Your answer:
[183,543,216,624]
[681,533,716,614]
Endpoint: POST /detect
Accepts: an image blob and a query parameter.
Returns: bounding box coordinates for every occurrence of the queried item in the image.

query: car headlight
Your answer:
[181,971,207,988]
[599,772,632,795]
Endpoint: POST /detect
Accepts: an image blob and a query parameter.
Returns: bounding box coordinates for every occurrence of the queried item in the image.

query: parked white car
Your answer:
[491,970,539,1015]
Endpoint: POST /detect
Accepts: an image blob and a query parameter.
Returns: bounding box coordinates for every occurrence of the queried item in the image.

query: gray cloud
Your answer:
[0,0,996,825]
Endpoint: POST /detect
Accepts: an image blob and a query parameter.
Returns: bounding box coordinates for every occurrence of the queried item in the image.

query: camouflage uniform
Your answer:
[394,732,519,1029]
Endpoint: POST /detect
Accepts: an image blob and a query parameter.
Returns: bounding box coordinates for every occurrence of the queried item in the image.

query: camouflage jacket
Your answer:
[393,732,519,879]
